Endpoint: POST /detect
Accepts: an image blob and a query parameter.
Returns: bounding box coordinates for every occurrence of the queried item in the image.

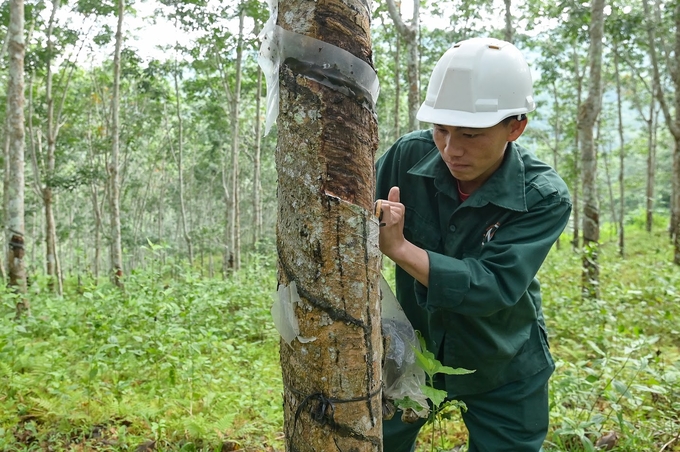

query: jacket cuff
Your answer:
[414,250,470,312]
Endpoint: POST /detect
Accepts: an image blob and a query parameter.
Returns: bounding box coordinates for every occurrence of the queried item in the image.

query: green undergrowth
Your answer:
[1,227,680,451]
[538,229,680,452]
[0,253,283,451]
[415,227,680,452]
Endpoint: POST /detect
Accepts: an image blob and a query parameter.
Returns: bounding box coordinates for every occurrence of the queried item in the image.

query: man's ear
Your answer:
[507,118,528,142]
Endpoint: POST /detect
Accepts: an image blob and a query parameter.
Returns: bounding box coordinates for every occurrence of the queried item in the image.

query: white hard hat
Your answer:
[416,37,536,128]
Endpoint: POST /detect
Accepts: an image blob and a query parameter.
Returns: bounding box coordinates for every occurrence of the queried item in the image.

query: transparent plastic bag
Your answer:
[381,276,429,419]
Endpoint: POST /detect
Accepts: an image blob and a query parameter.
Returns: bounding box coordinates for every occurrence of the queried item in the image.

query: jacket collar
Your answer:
[407,137,528,212]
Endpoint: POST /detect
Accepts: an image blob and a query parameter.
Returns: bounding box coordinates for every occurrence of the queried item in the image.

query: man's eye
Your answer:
[463,133,478,138]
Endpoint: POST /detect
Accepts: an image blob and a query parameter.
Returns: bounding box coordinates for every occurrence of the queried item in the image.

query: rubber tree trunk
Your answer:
[43,0,62,295]
[109,0,124,288]
[614,44,625,257]
[223,9,244,274]
[578,0,605,300]
[273,0,383,450]
[7,0,28,315]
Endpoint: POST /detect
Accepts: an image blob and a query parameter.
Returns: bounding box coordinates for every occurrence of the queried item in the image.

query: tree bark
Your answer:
[109,0,125,287]
[7,0,29,315]
[274,0,382,450]
[504,0,514,43]
[578,0,605,299]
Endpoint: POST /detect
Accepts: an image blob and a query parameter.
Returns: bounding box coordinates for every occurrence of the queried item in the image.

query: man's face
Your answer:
[432,118,526,194]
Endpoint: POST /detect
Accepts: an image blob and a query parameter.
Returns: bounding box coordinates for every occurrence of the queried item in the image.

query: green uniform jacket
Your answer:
[376,129,572,396]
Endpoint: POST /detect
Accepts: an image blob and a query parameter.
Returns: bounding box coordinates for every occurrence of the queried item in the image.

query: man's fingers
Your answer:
[388,186,400,203]
[375,187,401,227]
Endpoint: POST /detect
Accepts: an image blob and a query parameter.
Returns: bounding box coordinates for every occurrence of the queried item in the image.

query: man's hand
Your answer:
[376,187,406,258]
[375,186,430,287]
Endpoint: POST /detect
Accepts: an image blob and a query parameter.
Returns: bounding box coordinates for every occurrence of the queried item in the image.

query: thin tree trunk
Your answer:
[386,0,419,131]
[571,46,583,250]
[220,10,245,275]
[602,143,617,231]
[253,65,263,246]
[578,0,605,299]
[230,10,244,271]
[551,80,562,249]
[7,0,28,315]
[43,189,61,293]
[86,104,102,279]
[645,87,657,234]
[504,0,514,43]
[158,161,167,267]
[173,57,193,264]
[2,116,10,282]
[273,0,382,449]
[43,0,62,294]
[643,0,680,261]
[614,45,625,257]
[222,148,231,276]
[109,0,124,287]
[89,177,102,279]
[86,76,108,279]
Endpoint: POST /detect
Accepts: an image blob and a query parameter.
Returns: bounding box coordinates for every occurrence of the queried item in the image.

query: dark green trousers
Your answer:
[383,365,553,452]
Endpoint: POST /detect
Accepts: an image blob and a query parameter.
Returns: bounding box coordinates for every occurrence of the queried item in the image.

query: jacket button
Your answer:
[449,225,456,232]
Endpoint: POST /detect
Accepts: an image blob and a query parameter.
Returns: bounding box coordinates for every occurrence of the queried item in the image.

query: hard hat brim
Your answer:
[416,103,531,129]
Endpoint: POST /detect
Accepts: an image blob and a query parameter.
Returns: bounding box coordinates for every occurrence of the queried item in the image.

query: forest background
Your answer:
[0,0,679,451]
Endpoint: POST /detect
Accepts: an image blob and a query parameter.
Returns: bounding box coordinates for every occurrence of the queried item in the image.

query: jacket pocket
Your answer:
[404,206,441,251]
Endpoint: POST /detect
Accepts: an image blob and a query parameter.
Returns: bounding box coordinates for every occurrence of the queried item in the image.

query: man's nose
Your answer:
[444,137,464,157]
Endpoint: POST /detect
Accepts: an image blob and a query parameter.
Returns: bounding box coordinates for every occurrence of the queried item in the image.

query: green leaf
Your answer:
[413,347,438,377]
[435,364,475,376]
[420,385,448,408]
[586,374,599,383]
[586,340,606,356]
[612,379,629,397]
[412,331,475,377]
[394,396,425,412]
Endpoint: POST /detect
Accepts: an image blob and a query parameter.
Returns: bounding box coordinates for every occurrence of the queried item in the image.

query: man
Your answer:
[376,37,572,452]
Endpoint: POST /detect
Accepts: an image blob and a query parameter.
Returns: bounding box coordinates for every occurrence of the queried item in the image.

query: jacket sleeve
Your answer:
[416,193,572,317]
[376,131,433,201]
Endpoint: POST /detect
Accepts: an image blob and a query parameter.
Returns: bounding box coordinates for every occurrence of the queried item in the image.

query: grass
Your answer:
[0,253,284,451]
[1,227,679,451]
[540,229,680,452]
